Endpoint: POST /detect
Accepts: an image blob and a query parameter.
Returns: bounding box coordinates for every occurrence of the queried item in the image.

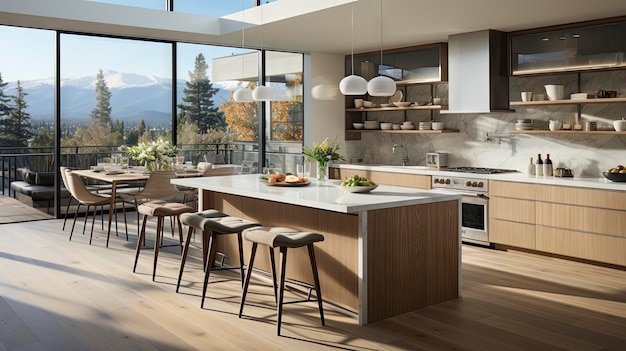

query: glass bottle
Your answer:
[543,153,553,176]
[535,153,543,176]
[526,156,535,175]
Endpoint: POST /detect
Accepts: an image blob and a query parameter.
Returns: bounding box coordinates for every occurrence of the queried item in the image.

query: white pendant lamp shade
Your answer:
[367,75,396,96]
[252,85,275,101]
[339,75,368,95]
[233,87,253,102]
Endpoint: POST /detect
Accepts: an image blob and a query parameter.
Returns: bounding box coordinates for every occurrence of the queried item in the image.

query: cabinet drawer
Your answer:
[536,226,626,266]
[491,197,535,223]
[536,202,626,238]
[490,180,536,200]
[331,168,431,190]
[490,219,535,249]
[535,184,626,211]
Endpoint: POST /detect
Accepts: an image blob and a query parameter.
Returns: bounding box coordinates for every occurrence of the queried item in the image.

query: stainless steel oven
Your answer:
[432,169,517,246]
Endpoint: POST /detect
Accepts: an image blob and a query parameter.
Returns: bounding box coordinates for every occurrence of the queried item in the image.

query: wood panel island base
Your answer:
[171,175,461,324]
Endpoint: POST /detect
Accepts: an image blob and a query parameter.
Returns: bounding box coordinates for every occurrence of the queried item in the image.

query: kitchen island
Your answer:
[171,174,461,324]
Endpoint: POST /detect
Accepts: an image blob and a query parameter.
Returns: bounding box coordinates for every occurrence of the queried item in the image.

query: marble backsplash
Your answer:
[344,70,626,177]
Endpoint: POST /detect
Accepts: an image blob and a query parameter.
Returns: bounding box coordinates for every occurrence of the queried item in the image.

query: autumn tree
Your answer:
[90,69,112,125]
[178,53,226,133]
[220,89,258,141]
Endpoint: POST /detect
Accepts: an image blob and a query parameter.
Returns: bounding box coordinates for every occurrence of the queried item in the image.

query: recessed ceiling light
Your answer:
[559,36,565,40]
[572,34,581,38]
[541,38,549,41]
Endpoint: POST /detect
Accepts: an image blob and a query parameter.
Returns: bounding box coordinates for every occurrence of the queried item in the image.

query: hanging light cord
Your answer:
[379,0,384,75]
[350,0,355,75]
[241,1,245,80]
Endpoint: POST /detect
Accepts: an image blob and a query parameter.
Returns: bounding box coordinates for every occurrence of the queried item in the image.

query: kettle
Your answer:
[549,120,562,131]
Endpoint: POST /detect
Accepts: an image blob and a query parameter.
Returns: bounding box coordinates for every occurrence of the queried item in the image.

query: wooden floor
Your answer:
[0,215,625,350]
[0,195,53,224]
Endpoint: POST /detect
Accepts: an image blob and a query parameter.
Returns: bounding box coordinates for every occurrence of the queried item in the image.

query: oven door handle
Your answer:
[461,192,490,200]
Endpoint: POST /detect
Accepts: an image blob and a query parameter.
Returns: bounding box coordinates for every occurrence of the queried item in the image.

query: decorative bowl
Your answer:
[353,123,364,130]
[338,184,378,193]
[614,119,626,132]
[392,101,412,107]
[603,171,626,182]
[380,122,393,130]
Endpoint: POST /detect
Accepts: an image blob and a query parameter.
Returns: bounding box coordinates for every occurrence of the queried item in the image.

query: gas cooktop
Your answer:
[439,167,519,174]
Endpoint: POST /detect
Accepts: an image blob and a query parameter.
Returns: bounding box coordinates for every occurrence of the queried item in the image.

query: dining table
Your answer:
[73,167,205,236]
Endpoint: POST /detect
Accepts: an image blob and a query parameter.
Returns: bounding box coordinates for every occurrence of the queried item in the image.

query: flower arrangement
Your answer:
[124,139,178,172]
[302,137,344,180]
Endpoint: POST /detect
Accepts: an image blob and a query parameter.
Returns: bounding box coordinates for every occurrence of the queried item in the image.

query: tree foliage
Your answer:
[177,53,226,133]
[90,69,112,125]
[0,81,33,147]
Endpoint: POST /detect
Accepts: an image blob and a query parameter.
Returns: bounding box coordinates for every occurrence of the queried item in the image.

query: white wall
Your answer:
[305,52,345,150]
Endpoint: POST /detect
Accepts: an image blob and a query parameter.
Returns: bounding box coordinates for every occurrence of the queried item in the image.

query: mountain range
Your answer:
[4,70,234,124]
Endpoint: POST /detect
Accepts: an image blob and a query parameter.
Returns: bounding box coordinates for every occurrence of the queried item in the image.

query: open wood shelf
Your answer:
[510,130,626,135]
[346,129,459,134]
[346,105,448,112]
[510,97,626,107]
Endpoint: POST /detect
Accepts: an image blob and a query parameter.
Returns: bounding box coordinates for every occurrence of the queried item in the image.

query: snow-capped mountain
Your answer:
[4,70,233,123]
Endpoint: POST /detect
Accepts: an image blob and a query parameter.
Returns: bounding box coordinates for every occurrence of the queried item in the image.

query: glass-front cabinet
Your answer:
[511,21,626,75]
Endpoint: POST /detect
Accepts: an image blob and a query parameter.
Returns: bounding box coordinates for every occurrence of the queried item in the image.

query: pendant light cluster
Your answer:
[233,1,274,102]
[340,0,396,97]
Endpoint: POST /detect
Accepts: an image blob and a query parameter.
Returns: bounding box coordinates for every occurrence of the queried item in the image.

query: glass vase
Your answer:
[317,161,329,182]
[145,160,156,173]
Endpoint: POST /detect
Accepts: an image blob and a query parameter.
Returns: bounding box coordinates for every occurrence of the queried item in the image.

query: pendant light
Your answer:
[367,0,396,97]
[252,3,275,101]
[339,0,367,95]
[233,0,253,102]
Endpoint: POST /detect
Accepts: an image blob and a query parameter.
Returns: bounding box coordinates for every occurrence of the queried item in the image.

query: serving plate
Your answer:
[263,180,311,187]
[337,184,378,193]
[603,172,626,182]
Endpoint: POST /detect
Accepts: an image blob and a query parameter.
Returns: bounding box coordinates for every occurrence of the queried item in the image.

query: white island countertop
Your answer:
[171,174,461,213]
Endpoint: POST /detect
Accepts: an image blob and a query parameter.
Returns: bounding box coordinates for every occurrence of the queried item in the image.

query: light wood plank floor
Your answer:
[0,216,625,350]
[0,195,53,223]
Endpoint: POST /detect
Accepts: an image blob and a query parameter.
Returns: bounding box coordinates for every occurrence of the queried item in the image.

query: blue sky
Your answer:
[1,1,259,83]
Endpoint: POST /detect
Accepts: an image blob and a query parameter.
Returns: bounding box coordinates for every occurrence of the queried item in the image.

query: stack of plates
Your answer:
[515,121,533,130]
[418,121,432,130]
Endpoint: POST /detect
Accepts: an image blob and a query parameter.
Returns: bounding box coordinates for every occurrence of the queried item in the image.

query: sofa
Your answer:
[10,168,70,212]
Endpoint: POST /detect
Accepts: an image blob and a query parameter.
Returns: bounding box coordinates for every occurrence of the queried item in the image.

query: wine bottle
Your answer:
[535,153,543,176]
[543,153,553,176]
[526,156,535,175]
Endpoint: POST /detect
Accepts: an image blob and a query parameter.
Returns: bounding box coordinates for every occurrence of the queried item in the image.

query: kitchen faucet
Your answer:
[392,144,409,166]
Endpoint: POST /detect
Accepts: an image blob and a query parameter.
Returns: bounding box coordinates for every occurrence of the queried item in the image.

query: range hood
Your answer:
[445,29,510,114]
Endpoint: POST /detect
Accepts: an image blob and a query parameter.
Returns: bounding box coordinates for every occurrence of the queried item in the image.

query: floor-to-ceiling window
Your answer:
[59,34,172,169]
[0,25,55,213]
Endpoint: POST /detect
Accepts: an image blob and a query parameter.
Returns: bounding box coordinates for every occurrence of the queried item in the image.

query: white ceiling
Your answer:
[234,0,626,55]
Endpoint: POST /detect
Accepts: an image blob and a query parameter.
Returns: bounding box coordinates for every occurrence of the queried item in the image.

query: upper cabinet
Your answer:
[347,43,448,85]
[510,20,626,76]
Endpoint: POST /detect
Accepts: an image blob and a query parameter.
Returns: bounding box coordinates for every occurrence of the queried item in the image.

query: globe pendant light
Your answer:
[233,0,253,102]
[252,3,275,102]
[367,0,396,97]
[339,0,367,95]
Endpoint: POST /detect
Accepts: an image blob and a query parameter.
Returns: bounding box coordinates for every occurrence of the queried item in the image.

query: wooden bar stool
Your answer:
[177,210,260,308]
[133,200,195,281]
[238,226,325,336]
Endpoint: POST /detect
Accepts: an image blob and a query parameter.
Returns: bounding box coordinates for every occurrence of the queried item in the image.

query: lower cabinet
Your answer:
[490,180,626,266]
[330,167,431,190]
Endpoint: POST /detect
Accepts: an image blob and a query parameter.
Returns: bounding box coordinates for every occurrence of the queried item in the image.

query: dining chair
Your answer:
[118,170,184,236]
[64,168,115,246]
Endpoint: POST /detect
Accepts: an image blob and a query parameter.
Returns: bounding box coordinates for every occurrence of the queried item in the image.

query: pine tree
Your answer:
[90,69,112,124]
[177,53,226,133]
[6,81,34,146]
[0,73,13,145]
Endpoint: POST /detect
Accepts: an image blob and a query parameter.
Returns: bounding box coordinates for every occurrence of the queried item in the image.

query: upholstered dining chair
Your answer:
[118,170,184,236]
[63,168,115,246]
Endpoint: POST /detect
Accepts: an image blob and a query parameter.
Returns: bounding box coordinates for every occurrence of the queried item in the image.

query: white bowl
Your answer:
[545,84,564,101]
[392,101,412,107]
[352,123,364,130]
[392,124,401,130]
[614,119,626,132]
[432,122,445,130]
[338,184,378,193]
[363,101,374,108]
[400,125,414,130]
[380,122,393,130]
[363,121,380,129]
